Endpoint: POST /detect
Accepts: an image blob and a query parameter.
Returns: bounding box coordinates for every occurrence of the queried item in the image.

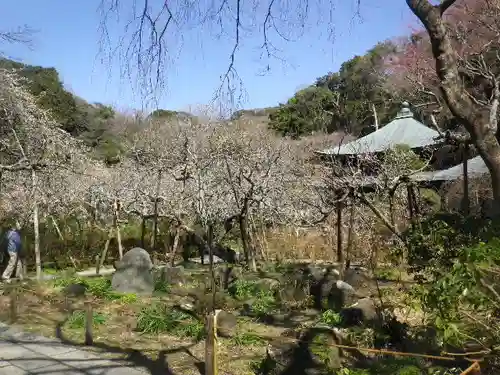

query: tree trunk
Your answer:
[239,213,256,271]
[32,169,41,280]
[406,0,500,206]
[152,169,162,250]
[50,216,77,269]
[170,226,181,266]
[346,199,355,269]
[140,215,146,248]
[239,199,256,271]
[207,222,217,310]
[113,199,123,259]
[336,198,343,266]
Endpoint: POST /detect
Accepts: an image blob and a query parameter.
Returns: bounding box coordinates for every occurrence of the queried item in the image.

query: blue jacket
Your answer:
[5,230,21,253]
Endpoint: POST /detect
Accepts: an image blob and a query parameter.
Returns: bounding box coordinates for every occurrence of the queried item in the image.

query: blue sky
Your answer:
[1,0,416,114]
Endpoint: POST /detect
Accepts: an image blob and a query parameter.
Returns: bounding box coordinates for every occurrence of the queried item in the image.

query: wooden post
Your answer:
[205,310,219,375]
[84,302,93,346]
[9,286,17,324]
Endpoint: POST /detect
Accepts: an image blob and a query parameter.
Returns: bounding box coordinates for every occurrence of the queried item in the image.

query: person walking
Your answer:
[2,220,24,282]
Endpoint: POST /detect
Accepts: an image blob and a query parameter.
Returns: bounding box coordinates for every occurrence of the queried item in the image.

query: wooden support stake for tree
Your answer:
[99,229,113,270]
[84,302,93,346]
[205,310,219,375]
[9,286,17,324]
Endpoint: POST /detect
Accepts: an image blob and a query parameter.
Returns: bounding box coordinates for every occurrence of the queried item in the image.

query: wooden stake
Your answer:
[205,310,219,375]
[84,303,93,346]
[9,286,17,324]
[99,229,113,270]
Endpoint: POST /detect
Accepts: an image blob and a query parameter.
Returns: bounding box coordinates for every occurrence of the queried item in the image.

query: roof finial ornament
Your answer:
[396,101,413,119]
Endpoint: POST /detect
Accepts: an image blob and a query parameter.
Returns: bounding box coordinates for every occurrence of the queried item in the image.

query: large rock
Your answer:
[111,247,154,295]
[62,283,87,297]
[344,267,374,297]
[216,310,237,338]
[309,268,349,311]
[263,326,342,374]
[340,297,379,326]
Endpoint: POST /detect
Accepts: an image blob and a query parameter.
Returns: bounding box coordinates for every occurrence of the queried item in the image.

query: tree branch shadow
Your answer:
[54,321,202,375]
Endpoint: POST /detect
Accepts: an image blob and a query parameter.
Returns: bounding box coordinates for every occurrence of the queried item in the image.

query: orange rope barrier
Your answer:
[264,334,490,363]
[459,361,480,375]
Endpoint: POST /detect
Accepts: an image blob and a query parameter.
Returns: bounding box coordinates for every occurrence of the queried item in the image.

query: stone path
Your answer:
[0,323,148,375]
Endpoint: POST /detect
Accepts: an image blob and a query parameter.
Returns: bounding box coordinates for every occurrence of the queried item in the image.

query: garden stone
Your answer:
[257,277,280,292]
[344,267,374,297]
[307,327,342,371]
[340,297,379,326]
[62,283,87,297]
[216,310,237,338]
[111,247,154,295]
[160,265,185,285]
[263,327,342,374]
[309,268,351,311]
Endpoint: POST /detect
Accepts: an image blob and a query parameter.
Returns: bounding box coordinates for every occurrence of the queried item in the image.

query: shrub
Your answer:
[410,235,500,348]
[229,279,261,300]
[320,310,342,327]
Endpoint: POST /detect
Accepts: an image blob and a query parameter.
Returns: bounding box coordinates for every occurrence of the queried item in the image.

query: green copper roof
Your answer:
[318,102,440,155]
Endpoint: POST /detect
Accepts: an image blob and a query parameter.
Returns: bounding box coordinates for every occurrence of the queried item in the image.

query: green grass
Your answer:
[52,275,137,303]
[230,331,266,346]
[154,279,171,293]
[136,303,205,340]
[67,310,107,329]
